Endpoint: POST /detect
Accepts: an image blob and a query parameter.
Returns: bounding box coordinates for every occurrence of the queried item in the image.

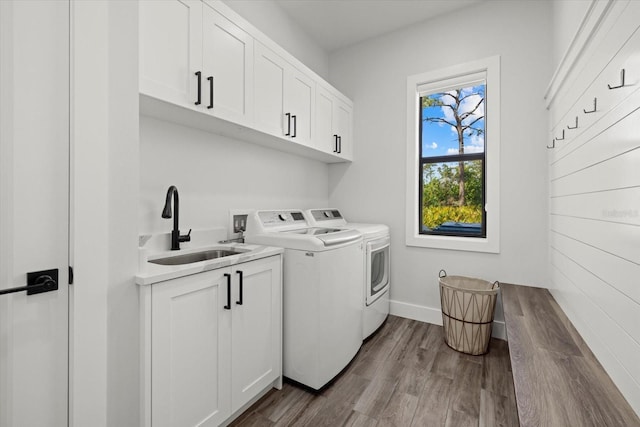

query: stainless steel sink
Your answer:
[149,248,248,266]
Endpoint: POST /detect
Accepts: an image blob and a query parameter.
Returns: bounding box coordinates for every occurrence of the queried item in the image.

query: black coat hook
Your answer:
[567,116,578,129]
[608,69,626,90]
[584,98,597,114]
[555,129,565,141]
[547,139,555,149]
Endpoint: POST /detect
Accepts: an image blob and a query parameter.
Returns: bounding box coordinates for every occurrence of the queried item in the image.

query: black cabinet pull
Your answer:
[236,271,243,305]
[223,273,231,309]
[333,134,338,153]
[195,71,202,105]
[285,113,291,136]
[291,115,297,138]
[207,76,214,109]
[338,136,342,154]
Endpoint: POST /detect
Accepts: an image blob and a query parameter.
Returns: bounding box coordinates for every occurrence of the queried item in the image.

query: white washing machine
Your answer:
[305,209,390,339]
[244,209,364,390]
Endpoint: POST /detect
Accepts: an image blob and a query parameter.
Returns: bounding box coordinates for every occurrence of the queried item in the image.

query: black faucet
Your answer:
[162,185,191,250]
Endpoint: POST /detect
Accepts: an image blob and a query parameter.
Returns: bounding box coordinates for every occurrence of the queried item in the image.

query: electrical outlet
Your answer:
[229,210,252,236]
[234,214,247,233]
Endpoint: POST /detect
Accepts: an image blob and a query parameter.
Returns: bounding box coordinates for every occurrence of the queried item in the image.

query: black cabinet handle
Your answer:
[285,113,291,136]
[223,273,231,309]
[291,115,297,138]
[195,71,202,105]
[338,135,342,154]
[333,134,338,153]
[207,76,214,109]
[236,271,243,305]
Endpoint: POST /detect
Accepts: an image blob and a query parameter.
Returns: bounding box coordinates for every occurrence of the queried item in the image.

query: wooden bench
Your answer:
[500,283,640,427]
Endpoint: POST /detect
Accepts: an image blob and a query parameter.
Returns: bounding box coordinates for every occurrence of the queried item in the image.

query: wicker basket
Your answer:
[439,270,499,355]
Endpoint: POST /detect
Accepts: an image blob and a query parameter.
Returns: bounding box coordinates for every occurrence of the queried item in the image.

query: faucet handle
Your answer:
[179,229,192,243]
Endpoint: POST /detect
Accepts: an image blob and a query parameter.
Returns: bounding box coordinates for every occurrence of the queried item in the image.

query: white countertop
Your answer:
[136,239,283,286]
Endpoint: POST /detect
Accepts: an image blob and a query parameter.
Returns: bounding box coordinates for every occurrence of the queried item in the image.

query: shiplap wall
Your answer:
[547,0,640,416]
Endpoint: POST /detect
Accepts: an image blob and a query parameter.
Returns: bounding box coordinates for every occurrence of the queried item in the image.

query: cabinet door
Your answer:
[139,0,202,108]
[254,42,287,137]
[202,4,253,126]
[335,99,353,160]
[151,269,232,427]
[315,85,337,154]
[231,256,282,412]
[285,69,315,146]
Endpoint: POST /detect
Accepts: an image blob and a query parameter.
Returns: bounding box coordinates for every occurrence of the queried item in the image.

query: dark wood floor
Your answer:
[231,315,519,427]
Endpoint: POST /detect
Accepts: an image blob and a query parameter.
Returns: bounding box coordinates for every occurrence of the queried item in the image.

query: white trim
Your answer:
[405,56,501,253]
[544,0,615,109]
[389,299,506,341]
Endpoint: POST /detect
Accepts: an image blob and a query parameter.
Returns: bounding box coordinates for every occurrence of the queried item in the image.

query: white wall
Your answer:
[551,0,591,70]
[327,0,553,324]
[224,0,329,80]
[139,116,329,235]
[71,1,139,426]
[547,0,640,416]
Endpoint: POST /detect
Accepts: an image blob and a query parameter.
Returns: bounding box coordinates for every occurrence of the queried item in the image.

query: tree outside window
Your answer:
[419,83,486,237]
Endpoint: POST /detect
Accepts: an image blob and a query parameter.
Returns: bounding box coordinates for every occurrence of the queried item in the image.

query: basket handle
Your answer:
[439,269,447,278]
[492,280,500,289]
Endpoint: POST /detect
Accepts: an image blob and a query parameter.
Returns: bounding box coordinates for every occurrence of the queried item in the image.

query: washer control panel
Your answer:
[258,210,307,227]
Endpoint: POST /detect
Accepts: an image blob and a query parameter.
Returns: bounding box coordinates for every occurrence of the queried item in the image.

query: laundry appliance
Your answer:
[305,209,390,339]
[244,209,364,390]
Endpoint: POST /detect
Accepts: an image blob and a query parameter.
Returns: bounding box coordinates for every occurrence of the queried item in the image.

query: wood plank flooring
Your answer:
[501,284,640,427]
[230,315,518,427]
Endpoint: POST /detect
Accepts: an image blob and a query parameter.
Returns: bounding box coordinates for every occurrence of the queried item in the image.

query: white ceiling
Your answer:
[274,0,484,52]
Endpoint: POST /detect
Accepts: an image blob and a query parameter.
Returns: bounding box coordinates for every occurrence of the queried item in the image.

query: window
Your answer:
[406,57,500,253]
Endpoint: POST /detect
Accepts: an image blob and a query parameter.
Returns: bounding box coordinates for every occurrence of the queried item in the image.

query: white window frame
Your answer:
[405,56,500,253]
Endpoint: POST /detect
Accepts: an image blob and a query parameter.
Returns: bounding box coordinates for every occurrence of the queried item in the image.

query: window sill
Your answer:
[405,232,499,253]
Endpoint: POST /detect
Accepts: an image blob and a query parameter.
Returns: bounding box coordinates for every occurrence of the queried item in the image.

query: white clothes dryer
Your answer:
[305,209,390,339]
[244,210,364,390]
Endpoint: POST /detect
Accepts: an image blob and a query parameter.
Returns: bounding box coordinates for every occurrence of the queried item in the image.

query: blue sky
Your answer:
[421,84,485,157]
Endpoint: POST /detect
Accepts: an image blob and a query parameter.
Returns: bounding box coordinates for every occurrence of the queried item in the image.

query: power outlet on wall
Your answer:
[229,210,252,236]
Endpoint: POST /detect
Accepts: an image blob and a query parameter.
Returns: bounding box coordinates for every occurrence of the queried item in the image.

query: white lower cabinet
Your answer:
[141,255,282,427]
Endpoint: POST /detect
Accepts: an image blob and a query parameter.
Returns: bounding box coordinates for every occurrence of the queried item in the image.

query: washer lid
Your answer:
[283,227,362,246]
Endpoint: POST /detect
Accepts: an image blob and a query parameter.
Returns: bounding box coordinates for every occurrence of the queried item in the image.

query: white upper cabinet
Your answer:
[254,42,315,147]
[202,3,253,126]
[139,0,203,109]
[139,0,353,163]
[315,85,353,160]
[254,42,287,137]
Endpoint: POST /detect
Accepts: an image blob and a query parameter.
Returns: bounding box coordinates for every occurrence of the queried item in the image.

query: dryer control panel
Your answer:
[310,209,342,222]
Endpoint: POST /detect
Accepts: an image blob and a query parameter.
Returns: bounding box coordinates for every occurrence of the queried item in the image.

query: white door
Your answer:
[202,4,254,126]
[285,69,315,146]
[151,269,232,427]
[335,99,353,160]
[139,0,203,109]
[0,1,69,426]
[315,85,337,154]
[231,256,281,412]
[254,42,287,137]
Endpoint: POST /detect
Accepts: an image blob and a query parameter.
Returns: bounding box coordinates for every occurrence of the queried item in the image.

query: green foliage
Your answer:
[422,160,483,229]
[422,205,483,229]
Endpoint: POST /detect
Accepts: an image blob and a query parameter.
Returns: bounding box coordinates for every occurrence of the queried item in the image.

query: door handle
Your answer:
[223,273,231,309]
[236,270,243,305]
[0,269,58,296]
[338,135,342,154]
[207,76,214,109]
[333,134,338,153]
[195,71,202,105]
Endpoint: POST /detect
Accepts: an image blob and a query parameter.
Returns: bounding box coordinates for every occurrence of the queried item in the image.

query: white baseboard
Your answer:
[389,299,507,341]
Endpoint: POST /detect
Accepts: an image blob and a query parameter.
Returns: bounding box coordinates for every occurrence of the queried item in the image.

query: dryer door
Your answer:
[366,236,390,305]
